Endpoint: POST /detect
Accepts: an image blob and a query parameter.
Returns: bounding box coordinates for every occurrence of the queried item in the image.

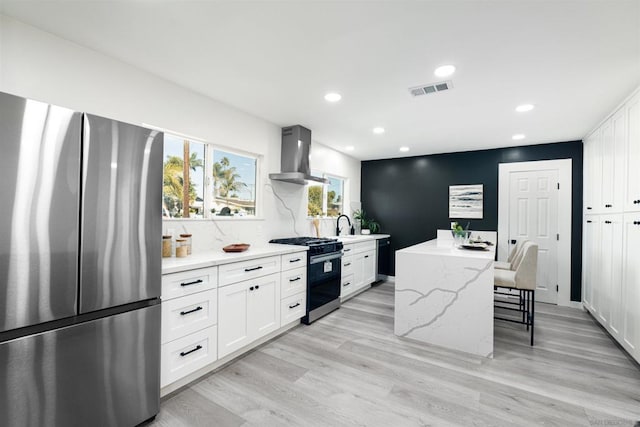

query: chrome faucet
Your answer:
[336,214,354,236]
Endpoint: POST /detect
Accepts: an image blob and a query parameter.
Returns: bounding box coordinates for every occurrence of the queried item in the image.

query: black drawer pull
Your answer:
[244,266,263,272]
[180,345,202,357]
[344,248,351,252]
[249,286,254,291]
[634,221,640,225]
[289,258,301,263]
[289,276,301,282]
[288,302,301,309]
[180,306,203,316]
[586,220,592,223]
[364,255,369,258]
[344,262,351,267]
[605,221,612,224]
[343,282,351,287]
[587,207,592,210]
[255,285,260,289]
[180,279,203,287]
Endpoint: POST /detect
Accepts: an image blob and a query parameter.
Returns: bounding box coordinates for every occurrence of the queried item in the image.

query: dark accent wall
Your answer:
[362,141,583,301]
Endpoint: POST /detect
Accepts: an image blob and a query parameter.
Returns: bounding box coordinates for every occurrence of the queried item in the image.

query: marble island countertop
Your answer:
[398,239,495,259]
[162,244,309,275]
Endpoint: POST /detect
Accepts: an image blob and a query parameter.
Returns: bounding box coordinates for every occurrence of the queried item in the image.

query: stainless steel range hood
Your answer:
[269,125,329,185]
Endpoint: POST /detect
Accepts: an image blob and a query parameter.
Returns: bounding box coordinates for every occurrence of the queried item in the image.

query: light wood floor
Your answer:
[150,281,640,427]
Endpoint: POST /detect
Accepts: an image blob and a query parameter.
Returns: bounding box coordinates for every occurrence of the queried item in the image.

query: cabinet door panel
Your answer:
[611,110,626,211]
[622,216,640,357]
[249,273,281,340]
[218,282,250,358]
[606,216,624,337]
[626,94,640,211]
[582,217,596,310]
[601,120,614,211]
[353,255,364,290]
[362,250,376,286]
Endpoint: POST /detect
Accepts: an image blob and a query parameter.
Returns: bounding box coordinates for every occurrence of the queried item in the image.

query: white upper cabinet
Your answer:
[584,128,602,213]
[625,93,640,212]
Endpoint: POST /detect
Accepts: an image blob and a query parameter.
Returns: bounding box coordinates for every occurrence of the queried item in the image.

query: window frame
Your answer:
[162,133,263,221]
[307,172,347,218]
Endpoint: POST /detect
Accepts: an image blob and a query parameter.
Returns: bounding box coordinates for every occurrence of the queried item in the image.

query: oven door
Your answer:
[307,252,342,313]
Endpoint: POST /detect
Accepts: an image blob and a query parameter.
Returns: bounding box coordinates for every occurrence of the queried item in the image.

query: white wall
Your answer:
[0,15,361,251]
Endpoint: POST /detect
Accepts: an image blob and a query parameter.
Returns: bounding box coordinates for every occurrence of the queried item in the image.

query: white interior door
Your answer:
[508,169,559,304]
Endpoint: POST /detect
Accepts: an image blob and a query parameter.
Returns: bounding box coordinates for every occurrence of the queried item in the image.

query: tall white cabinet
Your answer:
[583,87,640,364]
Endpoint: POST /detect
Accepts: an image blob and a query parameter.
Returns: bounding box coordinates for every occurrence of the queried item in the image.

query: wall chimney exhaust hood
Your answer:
[269,125,329,185]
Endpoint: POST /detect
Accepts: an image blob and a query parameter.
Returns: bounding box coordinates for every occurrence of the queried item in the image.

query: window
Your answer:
[163,135,205,218]
[212,150,257,217]
[307,172,345,218]
[162,134,259,219]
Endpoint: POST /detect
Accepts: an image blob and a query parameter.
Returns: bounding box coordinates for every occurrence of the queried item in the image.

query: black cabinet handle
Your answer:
[249,286,254,291]
[180,345,203,357]
[343,282,351,287]
[289,276,301,282]
[180,279,203,287]
[289,258,301,263]
[288,302,301,309]
[244,266,263,272]
[364,255,369,258]
[587,207,592,210]
[587,220,592,223]
[344,248,351,252]
[510,239,517,244]
[634,221,640,225]
[605,221,612,224]
[180,306,203,316]
[344,263,351,267]
[255,285,260,290]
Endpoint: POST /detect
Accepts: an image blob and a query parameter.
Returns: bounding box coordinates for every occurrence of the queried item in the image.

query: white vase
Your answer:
[361,229,371,235]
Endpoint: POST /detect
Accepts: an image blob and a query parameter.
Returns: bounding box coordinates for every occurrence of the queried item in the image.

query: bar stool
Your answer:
[494,242,538,346]
[495,239,527,270]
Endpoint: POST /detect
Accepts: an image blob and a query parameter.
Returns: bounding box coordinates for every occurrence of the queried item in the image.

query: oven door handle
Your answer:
[309,252,342,264]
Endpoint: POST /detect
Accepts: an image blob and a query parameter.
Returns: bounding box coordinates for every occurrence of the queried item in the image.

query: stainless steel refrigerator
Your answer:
[0,91,163,427]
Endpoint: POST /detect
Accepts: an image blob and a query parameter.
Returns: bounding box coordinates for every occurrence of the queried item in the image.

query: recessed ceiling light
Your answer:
[434,65,456,77]
[515,104,535,112]
[324,92,342,102]
[512,134,526,140]
[345,146,354,151]
[399,146,410,152]
[373,127,385,134]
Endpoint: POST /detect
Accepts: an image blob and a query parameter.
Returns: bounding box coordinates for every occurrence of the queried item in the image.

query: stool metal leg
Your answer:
[530,290,535,346]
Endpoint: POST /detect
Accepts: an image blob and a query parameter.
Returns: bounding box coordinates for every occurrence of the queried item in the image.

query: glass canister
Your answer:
[162,235,172,258]
[175,238,188,258]
[179,233,192,255]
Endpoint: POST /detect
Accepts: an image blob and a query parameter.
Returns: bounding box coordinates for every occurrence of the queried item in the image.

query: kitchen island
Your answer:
[394,238,496,358]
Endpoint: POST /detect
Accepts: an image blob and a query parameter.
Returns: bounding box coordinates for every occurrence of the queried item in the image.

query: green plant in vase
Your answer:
[353,209,380,235]
[451,221,470,245]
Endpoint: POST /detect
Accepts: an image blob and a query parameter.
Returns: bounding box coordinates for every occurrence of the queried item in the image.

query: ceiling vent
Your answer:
[409,80,453,97]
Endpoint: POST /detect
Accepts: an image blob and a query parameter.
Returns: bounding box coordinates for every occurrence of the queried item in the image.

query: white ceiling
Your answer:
[2,0,639,160]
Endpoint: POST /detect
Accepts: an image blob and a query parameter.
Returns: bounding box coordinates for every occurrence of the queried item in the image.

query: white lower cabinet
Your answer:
[621,215,640,357]
[218,273,281,358]
[161,326,217,388]
[281,293,306,325]
[340,241,378,299]
[161,289,217,343]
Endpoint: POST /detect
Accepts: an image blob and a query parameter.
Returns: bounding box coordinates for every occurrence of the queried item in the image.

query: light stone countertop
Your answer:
[336,234,390,244]
[397,238,495,259]
[162,243,309,275]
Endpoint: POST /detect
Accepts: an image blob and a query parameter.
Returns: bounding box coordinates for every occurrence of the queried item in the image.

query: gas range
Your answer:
[269,237,343,257]
[269,236,343,324]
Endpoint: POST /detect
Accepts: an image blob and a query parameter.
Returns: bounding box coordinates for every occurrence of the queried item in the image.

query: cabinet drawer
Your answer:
[219,255,281,286]
[162,267,218,301]
[281,292,306,325]
[281,266,307,299]
[342,257,354,277]
[342,244,355,256]
[281,251,307,272]
[341,274,355,297]
[161,326,217,388]
[161,289,217,344]
[354,240,376,254]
